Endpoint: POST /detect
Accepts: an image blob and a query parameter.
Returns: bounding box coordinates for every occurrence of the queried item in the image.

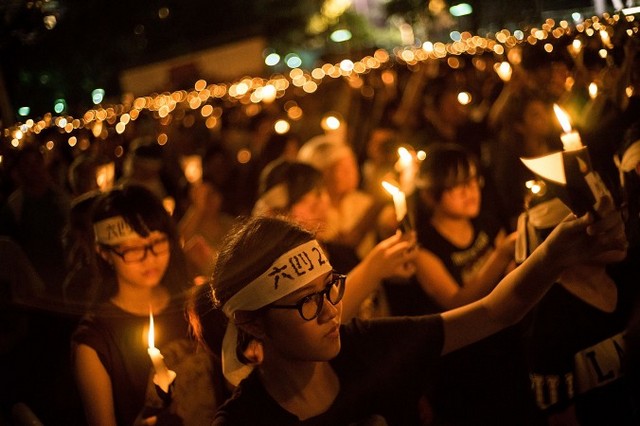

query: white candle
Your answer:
[553,104,583,151]
[395,146,416,195]
[147,311,176,393]
[382,181,407,222]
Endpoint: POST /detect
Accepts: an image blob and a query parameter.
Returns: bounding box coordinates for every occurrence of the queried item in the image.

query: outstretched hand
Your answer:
[543,196,627,269]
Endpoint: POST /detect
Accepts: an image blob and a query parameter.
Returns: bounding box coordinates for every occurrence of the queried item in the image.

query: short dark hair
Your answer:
[417,143,479,203]
[91,184,190,301]
[258,160,324,211]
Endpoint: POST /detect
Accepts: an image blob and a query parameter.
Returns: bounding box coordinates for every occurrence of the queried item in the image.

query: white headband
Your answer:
[94,216,143,245]
[220,240,333,385]
[614,140,640,187]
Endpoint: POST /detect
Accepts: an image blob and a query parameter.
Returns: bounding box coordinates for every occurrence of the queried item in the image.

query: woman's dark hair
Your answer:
[417,143,480,204]
[91,184,190,303]
[189,215,314,357]
[258,160,324,211]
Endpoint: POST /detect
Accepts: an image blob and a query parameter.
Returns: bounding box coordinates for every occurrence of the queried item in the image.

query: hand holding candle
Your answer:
[147,310,176,394]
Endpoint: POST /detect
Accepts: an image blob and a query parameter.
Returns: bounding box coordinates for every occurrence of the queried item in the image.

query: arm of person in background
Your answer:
[440,196,627,355]
[341,231,417,322]
[414,230,517,310]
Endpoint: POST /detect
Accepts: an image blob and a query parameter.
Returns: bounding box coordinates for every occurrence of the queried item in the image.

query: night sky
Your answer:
[1,0,597,120]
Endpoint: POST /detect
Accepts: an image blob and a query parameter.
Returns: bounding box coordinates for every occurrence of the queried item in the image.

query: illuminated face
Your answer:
[438,175,482,219]
[290,187,330,232]
[261,271,342,363]
[326,154,359,197]
[103,231,171,290]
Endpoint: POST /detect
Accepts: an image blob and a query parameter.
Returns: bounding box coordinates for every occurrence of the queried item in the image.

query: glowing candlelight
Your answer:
[571,39,582,56]
[180,155,203,184]
[147,310,176,394]
[382,181,407,223]
[588,82,598,100]
[495,61,512,82]
[599,30,613,49]
[553,104,582,151]
[95,162,115,192]
[395,146,417,195]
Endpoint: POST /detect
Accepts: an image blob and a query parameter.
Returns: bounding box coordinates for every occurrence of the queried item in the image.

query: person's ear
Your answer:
[235,311,266,341]
[96,245,113,265]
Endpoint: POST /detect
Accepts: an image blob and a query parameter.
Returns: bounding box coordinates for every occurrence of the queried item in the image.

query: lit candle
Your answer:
[382,181,406,222]
[180,155,203,184]
[395,146,416,195]
[588,82,598,100]
[495,61,512,82]
[147,310,176,394]
[553,104,582,151]
[599,30,613,49]
[95,162,115,192]
[382,180,411,232]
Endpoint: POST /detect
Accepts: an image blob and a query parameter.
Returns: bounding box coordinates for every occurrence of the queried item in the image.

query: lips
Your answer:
[325,323,340,339]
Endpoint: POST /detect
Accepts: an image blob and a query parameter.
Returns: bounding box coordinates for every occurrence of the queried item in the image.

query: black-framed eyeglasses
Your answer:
[268,272,346,321]
[102,237,170,263]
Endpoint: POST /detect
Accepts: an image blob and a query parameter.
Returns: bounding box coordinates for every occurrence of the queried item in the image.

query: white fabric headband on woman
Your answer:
[219,239,333,385]
[94,216,143,245]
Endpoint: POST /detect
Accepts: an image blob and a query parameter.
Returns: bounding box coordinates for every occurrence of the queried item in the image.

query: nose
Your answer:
[318,295,340,323]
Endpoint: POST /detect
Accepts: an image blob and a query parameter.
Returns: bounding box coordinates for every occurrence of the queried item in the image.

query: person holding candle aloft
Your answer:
[71,185,223,426]
[394,143,536,425]
[252,159,416,321]
[188,188,625,425]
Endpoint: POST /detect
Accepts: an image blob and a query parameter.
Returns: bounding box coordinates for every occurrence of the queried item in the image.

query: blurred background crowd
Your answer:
[1,1,640,425]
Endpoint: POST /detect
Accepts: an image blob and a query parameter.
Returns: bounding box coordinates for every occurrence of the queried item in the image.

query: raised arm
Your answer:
[440,197,627,355]
[341,231,417,322]
[414,231,515,309]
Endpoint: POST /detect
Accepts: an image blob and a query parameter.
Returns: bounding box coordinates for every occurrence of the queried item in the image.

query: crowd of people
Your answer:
[1,21,640,426]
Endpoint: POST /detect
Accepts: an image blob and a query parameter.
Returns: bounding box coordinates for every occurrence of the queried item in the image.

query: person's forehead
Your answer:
[280,271,331,299]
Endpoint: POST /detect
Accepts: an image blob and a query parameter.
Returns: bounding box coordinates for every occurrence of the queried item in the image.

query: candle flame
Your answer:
[148,310,156,349]
[381,180,399,196]
[588,82,598,99]
[553,104,573,134]
[495,61,512,82]
[397,147,412,165]
[599,30,612,48]
[572,39,582,52]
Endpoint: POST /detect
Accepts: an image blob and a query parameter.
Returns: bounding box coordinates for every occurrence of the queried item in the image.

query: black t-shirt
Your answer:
[387,217,538,425]
[71,298,220,426]
[213,315,444,425]
[525,264,639,425]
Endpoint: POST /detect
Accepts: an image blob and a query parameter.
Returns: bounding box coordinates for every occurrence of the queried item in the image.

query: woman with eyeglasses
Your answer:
[71,185,223,426]
[189,193,626,425]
